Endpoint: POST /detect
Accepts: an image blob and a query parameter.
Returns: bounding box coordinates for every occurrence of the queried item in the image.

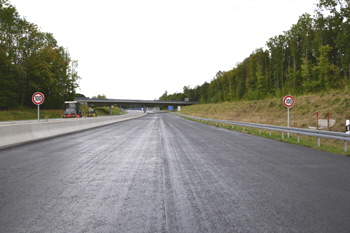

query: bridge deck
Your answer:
[76,97,197,106]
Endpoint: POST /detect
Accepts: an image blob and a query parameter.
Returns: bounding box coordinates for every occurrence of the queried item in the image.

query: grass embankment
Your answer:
[94,107,122,115]
[0,107,62,121]
[181,89,350,156]
[0,106,123,121]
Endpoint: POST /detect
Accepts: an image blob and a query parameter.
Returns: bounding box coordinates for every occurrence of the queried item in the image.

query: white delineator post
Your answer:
[345,120,350,152]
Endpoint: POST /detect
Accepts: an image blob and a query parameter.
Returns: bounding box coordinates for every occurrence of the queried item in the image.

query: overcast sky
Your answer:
[11,0,316,100]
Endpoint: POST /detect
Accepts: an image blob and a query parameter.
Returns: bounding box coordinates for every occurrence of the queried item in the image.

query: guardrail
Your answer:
[178,114,350,152]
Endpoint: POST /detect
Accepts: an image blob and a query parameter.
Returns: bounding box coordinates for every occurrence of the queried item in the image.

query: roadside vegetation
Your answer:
[180,89,350,155]
[0,1,80,110]
[160,0,350,106]
[181,89,350,133]
[80,105,123,116]
[181,115,350,156]
[161,0,350,155]
[0,106,123,121]
[94,107,122,115]
[0,107,62,121]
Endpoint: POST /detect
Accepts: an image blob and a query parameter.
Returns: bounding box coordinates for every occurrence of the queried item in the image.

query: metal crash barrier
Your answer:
[179,114,350,152]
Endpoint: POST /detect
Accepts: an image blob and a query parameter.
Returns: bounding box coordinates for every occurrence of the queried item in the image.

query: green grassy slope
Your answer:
[180,89,350,155]
[0,106,122,121]
[0,107,63,121]
[181,89,350,133]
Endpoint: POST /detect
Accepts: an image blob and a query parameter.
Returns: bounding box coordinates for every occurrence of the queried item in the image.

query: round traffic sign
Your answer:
[283,95,295,108]
[32,92,45,105]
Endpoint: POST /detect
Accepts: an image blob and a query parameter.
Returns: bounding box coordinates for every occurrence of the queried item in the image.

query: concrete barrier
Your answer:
[0,113,146,149]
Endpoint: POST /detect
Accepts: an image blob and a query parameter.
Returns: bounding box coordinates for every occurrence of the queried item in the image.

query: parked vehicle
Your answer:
[62,101,82,118]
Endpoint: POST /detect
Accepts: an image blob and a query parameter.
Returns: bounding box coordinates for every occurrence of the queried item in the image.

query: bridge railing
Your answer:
[76,97,197,105]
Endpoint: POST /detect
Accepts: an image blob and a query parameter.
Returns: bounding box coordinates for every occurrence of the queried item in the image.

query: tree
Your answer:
[0,1,80,109]
[92,94,107,99]
[313,45,340,89]
[267,34,287,91]
[158,0,350,103]
[159,90,168,100]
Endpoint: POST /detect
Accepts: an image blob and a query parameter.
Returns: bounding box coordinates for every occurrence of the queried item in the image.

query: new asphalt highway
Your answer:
[1,112,350,232]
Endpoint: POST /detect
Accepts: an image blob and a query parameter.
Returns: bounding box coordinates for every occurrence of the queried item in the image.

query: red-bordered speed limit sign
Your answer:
[283,95,295,108]
[32,92,45,105]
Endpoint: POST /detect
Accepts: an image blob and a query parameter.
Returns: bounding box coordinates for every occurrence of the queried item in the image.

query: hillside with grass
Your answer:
[0,108,63,121]
[181,89,350,133]
[0,106,122,121]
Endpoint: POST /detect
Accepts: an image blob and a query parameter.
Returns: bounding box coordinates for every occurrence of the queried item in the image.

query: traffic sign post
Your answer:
[283,95,295,138]
[32,92,45,121]
[283,95,295,108]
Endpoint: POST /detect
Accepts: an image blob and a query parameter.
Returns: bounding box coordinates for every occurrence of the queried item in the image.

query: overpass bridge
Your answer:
[75,97,197,112]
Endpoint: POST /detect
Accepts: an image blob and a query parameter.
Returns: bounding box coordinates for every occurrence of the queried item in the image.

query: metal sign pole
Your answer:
[283,95,294,138]
[287,107,290,138]
[32,92,44,121]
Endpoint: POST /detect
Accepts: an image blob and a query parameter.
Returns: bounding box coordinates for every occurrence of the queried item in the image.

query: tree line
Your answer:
[0,0,80,109]
[160,0,350,103]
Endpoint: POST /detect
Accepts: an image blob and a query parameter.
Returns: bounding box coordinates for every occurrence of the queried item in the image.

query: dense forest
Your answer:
[160,0,350,103]
[0,0,80,109]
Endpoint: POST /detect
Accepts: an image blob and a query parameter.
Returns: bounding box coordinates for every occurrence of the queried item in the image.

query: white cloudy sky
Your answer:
[11,0,317,100]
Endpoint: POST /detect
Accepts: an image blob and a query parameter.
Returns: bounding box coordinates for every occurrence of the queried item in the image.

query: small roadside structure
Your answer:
[87,109,97,117]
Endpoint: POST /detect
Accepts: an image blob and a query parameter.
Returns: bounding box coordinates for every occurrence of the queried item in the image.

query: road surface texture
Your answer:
[1,112,350,232]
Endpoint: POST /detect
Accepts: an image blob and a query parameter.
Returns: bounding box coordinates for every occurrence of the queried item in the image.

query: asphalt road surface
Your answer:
[1,112,350,232]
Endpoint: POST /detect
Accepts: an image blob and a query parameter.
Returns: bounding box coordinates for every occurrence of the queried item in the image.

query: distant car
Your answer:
[87,109,97,117]
[62,107,82,118]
